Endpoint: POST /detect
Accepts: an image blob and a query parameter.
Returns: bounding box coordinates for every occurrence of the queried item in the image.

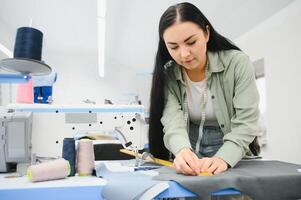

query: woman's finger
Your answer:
[206,161,218,173]
[174,154,196,175]
[200,157,213,172]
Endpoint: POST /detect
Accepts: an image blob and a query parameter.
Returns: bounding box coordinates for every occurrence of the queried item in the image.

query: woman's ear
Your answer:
[205,25,210,42]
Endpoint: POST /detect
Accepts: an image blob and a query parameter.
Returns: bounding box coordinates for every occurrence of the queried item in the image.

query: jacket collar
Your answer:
[168,51,224,84]
[207,51,224,73]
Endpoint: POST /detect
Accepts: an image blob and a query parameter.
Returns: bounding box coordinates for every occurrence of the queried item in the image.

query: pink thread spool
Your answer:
[27,158,70,182]
[77,139,95,176]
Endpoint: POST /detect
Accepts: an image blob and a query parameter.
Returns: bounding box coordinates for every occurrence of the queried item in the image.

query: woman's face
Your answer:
[163,21,209,71]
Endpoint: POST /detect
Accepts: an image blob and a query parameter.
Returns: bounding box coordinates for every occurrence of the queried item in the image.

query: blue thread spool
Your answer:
[0,27,51,75]
[14,27,43,60]
[62,138,76,176]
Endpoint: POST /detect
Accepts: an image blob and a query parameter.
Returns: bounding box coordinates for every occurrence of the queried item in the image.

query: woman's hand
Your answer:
[198,156,228,175]
[173,147,200,176]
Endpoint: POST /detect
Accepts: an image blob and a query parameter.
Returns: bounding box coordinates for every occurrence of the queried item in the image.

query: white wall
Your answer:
[235,1,301,164]
[0,0,140,106]
[0,51,138,105]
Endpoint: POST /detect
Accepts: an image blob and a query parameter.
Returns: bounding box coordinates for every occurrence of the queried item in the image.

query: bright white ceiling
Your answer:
[0,0,98,55]
[0,0,295,69]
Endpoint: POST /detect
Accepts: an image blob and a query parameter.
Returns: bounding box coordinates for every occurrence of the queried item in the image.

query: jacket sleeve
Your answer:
[215,54,260,167]
[160,83,192,155]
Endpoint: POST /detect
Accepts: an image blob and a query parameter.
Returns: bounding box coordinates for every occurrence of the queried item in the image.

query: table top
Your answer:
[0,174,106,189]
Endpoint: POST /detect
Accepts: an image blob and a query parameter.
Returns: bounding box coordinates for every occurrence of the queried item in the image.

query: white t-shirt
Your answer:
[184,71,219,126]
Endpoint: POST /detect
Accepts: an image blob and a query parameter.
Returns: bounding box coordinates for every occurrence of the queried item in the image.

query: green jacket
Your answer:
[161,50,260,167]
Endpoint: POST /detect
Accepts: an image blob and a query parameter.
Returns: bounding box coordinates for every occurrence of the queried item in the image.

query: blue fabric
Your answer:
[155,180,197,198]
[0,186,103,200]
[34,86,52,103]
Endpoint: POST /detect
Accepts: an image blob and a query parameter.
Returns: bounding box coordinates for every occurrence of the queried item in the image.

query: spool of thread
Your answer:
[27,158,70,182]
[62,138,76,176]
[14,27,43,60]
[77,139,95,176]
[0,26,51,76]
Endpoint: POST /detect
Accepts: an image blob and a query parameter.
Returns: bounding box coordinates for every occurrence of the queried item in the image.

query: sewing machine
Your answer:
[4,104,148,160]
[0,111,32,172]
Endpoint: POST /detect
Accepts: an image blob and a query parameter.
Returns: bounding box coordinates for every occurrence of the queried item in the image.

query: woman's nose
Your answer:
[180,46,190,58]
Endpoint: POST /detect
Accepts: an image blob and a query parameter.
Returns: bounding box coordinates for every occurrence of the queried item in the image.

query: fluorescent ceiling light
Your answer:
[97,0,106,77]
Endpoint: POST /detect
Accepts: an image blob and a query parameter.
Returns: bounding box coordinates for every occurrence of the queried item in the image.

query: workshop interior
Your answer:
[0,0,300,200]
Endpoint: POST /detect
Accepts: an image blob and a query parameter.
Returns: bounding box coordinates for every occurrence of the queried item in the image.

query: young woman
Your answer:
[148,2,260,175]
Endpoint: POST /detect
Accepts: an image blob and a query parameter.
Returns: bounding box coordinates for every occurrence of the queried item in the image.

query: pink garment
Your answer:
[16,79,34,103]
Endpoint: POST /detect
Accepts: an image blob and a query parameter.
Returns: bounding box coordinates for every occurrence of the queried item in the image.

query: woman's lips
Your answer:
[183,58,194,64]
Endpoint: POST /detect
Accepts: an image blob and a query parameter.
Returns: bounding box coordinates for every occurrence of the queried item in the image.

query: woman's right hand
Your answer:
[173,147,200,175]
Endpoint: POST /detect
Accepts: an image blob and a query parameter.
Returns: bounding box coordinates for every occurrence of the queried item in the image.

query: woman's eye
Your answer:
[187,41,196,45]
[170,46,178,50]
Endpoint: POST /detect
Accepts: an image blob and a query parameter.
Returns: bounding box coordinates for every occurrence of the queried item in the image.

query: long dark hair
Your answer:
[148,2,259,160]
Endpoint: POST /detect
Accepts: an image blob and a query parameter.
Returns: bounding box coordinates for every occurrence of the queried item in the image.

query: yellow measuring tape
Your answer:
[120,149,212,176]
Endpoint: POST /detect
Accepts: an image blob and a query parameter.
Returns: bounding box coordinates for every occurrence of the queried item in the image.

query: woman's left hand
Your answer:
[198,156,228,175]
